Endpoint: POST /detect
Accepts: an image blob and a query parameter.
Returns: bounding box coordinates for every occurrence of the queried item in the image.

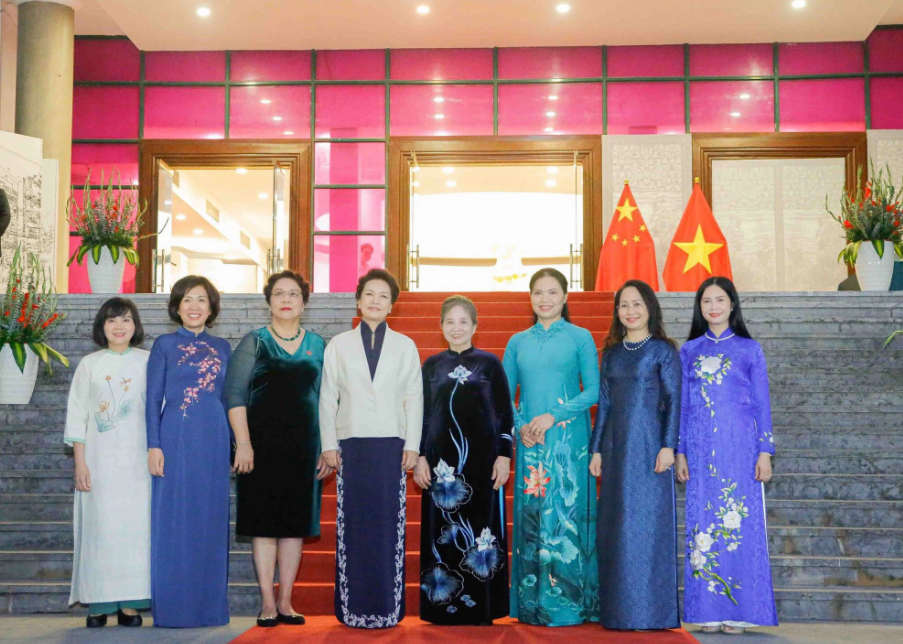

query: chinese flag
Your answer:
[594,182,659,291]
[663,181,733,291]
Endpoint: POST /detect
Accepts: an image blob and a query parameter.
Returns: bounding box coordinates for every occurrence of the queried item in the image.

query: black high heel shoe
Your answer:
[85,614,107,628]
[117,609,143,627]
[276,611,306,625]
[257,612,279,628]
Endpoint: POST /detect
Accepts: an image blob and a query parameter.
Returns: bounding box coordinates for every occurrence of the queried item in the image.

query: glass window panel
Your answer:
[498,83,602,135]
[607,45,684,78]
[71,144,139,186]
[779,78,865,132]
[867,28,903,73]
[230,50,311,81]
[313,234,385,293]
[690,81,774,133]
[74,39,140,82]
[229,85,310,139]
[144,51,226,82]
[314,189,386,231]
[315,144,385,186]
[778,42,863,76]
[317,50,385,80]
[72,86,139,139]
[315,85,385,138]
[498,46,601,79]
[607,81,685,135]
[870,77,903,130]
[689,44,774,77]
[143,87,226,139]
[390,48,493,81]
[390,85,493,136]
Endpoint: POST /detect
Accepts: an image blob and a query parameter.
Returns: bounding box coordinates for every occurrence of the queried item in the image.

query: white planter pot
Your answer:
[86,247,125,294]
[856,242,896,291]
[0,344,39,405]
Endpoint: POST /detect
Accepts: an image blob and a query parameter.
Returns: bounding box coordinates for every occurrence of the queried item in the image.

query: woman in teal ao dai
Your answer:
[503,269,600,626]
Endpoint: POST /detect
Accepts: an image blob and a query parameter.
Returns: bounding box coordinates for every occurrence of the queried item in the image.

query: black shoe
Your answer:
[257,612,279,628]
[117,609,143,627]
[277,611,306,625]
[86,614,107,628]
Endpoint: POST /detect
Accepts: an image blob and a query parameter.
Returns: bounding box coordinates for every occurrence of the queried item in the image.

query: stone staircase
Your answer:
[0,291,902,622]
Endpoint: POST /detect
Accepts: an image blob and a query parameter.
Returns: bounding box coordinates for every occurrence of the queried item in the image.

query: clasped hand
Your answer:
[519,413,555,448]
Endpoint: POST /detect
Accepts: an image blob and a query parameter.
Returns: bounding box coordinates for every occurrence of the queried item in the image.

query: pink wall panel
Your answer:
[870,77,903,129]
[390,85,493,136]
[690,44,774,77]
[72,86,140,139]
[690,81,774,133]
[607,82,684,134]
[144,51,226,82]
[314,189,386,231]
[779,79,865,132]
[317,50,385,80]
[313,234,385,293]
[867,29,903,73]
[143,87,226,139]
[230,50,311,81]
[778,42,864,75]
[607,45,684,78]
[390,48,493,81]
[315,85,385,138]
[229,85,310,138]
[498,83,602,135]
[315,143,385,185]
[498,46,602,79]
[71,144,139,185]
[74,39,140,81]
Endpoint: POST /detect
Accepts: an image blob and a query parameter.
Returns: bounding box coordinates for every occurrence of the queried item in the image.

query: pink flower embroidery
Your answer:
[177,342,222,418]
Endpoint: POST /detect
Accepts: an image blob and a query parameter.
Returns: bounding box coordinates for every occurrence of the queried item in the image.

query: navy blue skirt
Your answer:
[334,437,406,628]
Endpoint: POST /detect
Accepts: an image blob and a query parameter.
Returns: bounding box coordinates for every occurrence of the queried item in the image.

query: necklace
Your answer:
[270,324,302,342]
[705,331,735,344]
[623,333,652,351]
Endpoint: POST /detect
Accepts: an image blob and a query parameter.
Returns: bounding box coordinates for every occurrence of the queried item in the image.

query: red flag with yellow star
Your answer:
[663,181,733,291]
[595,182,659,291]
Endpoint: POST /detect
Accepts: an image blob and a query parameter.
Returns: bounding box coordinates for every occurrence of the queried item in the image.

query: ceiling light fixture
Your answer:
[434,114,445,120]
[442,167,455,174]
[175,214,187,221]
[196,7,211,17]
[272,116,282,121]
[258,192,269,199]
[547,167,559,174]
[446,180,457,187]
[433,97,445,103]
[739,93,751,100]
[546,179,557,187]
[260,99,271,104]
[548,95,559,101]
[545,111,556,117]
[193,228,204,235]
[544,127,554,133]
[236,168,248,174]
[730,111,741,117]
[416,5,430,14]
[556,3,571,13]
[791,0,806,8]
[283,130,294,135]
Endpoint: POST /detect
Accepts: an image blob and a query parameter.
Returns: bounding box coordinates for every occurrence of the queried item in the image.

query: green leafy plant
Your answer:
[67,170,149,267]
[0,245,68,375]
[827,161,903,266]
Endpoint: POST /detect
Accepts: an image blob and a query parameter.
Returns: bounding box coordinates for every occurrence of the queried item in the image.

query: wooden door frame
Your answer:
[137,140,311,293]
[692,132,869,204]
[387,136,603,291]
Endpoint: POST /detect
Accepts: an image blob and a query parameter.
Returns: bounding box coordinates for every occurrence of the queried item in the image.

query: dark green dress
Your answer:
[224,327,325,538]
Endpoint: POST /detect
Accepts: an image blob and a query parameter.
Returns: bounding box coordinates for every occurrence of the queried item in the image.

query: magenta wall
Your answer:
[71,28,903,293]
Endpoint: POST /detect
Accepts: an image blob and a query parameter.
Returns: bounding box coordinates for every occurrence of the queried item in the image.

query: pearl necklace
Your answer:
[270,325,302,342]
[705,331,735,344]
[623,333,652,351]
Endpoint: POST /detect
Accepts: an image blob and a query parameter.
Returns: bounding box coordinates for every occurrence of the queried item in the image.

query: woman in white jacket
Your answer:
[319,268,423,629]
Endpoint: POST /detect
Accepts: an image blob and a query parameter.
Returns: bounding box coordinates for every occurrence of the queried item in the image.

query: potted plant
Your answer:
[0,245,68,404]
[67,171,147,293]
[827,163,903,291]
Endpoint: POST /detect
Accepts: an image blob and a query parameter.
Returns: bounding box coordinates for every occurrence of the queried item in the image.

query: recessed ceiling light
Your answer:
[196,7,211,17]
[236,167,248,174]
[545,111,556,117]
[272,116,282,121]
[412,181,420,187]
[433,97,445,103]
[546,179,557,187]
[258,192,269,199]
[416,4,430,14]
[739,93,751,100]
[442,167,455,174]
[548,95,559,101]
[791,0,806,8]
[175,213,187,221]
[730,111,741,117]
[446,180,457,187]
[544,127,554,132]
[556,3,571,13]
[260,99,271,105]
[547,167,559,174]
[193,228,204,235]
[283,130,293,135]
[434,114,445,120]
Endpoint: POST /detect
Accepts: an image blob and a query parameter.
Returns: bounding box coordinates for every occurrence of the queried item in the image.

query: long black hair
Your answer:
[688,276,752,341]
[529,267,571,324]
[604,279,675,350]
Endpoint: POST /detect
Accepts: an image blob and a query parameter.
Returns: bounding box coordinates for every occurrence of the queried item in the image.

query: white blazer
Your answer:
[319,324,424,453]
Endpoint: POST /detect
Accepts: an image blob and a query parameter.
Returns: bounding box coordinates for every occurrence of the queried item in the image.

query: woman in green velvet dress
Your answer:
[224,270,331,628]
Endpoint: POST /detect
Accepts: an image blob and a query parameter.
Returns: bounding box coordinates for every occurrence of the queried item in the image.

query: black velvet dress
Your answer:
[224,327,325,538]
[419,347,514,625]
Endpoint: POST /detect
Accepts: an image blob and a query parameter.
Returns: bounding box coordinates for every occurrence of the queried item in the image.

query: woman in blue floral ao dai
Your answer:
[674,277,778,635]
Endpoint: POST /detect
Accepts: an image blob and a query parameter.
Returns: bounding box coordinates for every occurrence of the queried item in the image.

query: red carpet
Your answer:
[229,616,699,644]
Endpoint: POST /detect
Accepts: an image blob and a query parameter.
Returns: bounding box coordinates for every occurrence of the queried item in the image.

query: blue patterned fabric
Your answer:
[591,338,681,630]
[677,332,778,626]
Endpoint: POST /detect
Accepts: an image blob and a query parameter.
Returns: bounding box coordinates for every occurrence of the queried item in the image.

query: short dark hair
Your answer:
[355,269,400,304]
[92,297,145,348]
[441,295,478,326]
[168,275,220,328]
[264,270,310,304]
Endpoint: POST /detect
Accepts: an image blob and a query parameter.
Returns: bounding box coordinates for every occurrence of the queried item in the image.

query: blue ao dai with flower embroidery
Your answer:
[145,327,232,628]
[677,332,778,626]
[419,347,513,624]
[503,319,601,626]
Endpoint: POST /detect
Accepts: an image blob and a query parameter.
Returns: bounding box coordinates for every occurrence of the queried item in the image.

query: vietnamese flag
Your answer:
[663,180,733,291]
[595,182,659,291]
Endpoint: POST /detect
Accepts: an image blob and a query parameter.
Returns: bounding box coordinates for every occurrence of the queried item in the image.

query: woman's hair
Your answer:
[168,275,221,328]
[440,295,478,326]
[687,276,752,341]
[603,279,676,350]
[355,268,400,305]
[529,267,571,324]
[264,270,310,305]
[92,297,145,348]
